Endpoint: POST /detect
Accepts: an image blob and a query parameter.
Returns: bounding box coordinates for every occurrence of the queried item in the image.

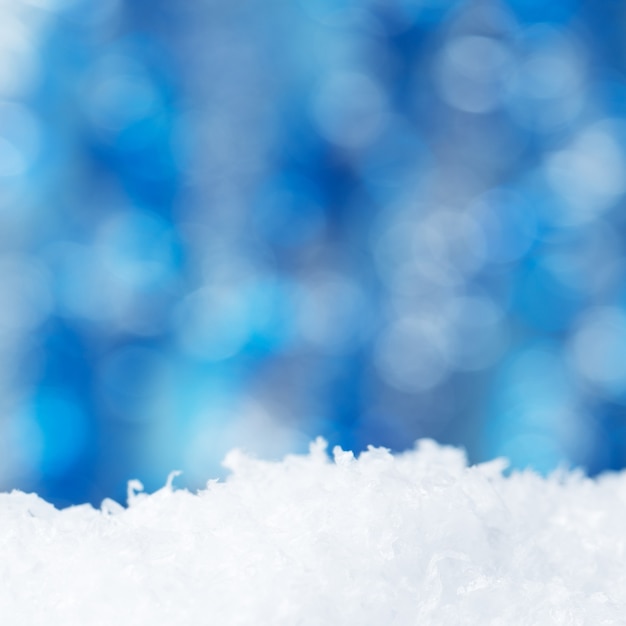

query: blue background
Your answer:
[1,0,626,507]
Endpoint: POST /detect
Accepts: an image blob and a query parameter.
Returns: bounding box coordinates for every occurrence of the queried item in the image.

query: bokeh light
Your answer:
[1,0,626,506]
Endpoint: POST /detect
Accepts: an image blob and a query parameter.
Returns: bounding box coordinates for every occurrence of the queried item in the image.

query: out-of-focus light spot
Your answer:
[436,35,512,113]
[492,403,595,471]
[312,70,389,149]
[0,102,40,177]
[221,398,302,458]
[497,433,564,474]
[296,0,374,29]
[0,137,28,178]
[22,0,79,10]
[374,207,486,294]
[47,216,175,334]
[545,120,626,223]
[184,396,304,484]
[523,52,578,99]
[449,295,507,371]
[521,29,583,100]
[98,346,169,421]
[46,242,109,321]
[487,344,587,470]
[0,411,41,487]
[0,255,52,334]
[295,273,368,354]
[456,294,503,327]
[183,400,235,482]
[374,315,449,393]
[83,55,162,135]
[0,17,39,96]
[96,209,176,289]
[505,26,585,133]
[504,345,573,411]
[47,0,121,28]
[175,285,253,361]
[469,188,536,264]
[569,306,626,398]
[198,251,289,351]
[30,388,88,476]
[418,209,487,278]
[543,222,621,296]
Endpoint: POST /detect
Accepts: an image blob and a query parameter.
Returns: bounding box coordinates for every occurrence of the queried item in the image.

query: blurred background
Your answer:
[1,0,626,507]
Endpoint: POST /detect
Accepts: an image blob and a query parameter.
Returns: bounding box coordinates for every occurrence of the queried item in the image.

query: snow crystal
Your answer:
[1,439,625,625]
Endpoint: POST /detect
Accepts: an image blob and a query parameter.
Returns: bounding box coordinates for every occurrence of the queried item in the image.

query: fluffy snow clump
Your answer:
[1,439,625,625]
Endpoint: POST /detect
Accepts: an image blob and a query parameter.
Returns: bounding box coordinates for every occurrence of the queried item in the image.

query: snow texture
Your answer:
[1,439,625,625]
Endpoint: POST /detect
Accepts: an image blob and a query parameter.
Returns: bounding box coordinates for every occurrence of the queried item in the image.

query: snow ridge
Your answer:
[1,439,624,625]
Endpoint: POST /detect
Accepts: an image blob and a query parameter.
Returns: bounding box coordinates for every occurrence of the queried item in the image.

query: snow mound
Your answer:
[1,439,625,625]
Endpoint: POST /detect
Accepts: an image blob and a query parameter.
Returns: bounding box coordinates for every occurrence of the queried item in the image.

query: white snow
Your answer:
[1,439,625,625]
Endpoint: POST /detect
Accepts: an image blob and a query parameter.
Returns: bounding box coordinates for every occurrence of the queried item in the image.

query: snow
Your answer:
[1,439,625,625]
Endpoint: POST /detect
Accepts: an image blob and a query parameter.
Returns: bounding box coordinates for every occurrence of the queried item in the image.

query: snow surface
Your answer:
[1,439,625,625]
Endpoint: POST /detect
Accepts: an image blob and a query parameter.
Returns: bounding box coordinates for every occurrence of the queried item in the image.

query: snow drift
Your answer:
[1,439,624,625]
